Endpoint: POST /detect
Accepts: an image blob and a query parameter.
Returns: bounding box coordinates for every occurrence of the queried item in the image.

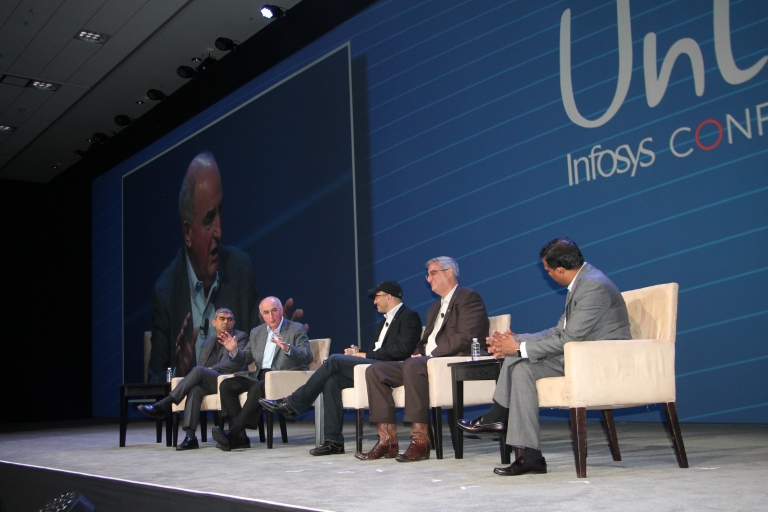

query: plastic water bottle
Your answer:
[166,367,172,383]
[471,338,480,361]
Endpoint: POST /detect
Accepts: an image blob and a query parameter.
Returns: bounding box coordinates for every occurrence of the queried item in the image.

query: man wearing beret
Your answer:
[260,281,422,456]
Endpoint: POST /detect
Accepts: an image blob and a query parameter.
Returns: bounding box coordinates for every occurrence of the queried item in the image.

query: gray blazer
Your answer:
[197,329,250,373]
[520,262,631,365]
[232,319,312,381]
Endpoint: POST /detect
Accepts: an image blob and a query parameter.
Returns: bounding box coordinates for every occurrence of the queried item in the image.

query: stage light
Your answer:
[177,65,196,79]
[261,5,286,19]
[75,30,110,45]
[215,37,239,52]
[114,115,133,126]
[39,491,95,512]
[30,80,60,91]
[147,89,167,101]
[0,125,16,132]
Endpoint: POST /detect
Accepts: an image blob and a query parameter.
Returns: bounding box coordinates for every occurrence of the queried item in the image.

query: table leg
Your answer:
[119,389,128,447]
[452,367,464,459]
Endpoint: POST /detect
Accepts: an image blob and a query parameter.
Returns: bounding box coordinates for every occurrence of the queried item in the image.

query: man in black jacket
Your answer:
[260,281,422,456]
[138,307,249,450]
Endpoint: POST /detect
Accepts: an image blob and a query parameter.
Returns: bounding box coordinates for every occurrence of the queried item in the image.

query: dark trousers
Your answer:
[219,370,269,435]
[366,356,430,424]
[169,366,220,433]
[285,353,376,444]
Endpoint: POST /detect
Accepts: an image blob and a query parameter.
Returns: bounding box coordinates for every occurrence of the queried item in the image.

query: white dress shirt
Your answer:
[373,302,403,351]
[425,284,458,356]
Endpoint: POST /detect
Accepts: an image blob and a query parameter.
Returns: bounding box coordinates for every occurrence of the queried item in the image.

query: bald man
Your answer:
[148,152,260,382]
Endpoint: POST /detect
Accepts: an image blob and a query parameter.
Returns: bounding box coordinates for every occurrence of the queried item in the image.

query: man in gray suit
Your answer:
[458,237,631,476]
[212,296,312,450]
[138,307,249,450]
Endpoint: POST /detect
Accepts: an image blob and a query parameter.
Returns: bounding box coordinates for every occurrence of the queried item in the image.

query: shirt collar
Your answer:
[567,264,586,292]
[442,284,459,308]
[385,302,403,321]
[267,317,284,335]
[185,251,219,297]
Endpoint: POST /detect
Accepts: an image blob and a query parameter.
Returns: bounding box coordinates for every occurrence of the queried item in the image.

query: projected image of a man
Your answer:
[148,152,260,382]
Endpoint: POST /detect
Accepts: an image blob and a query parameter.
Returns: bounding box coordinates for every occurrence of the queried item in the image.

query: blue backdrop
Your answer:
[94,0,767,423]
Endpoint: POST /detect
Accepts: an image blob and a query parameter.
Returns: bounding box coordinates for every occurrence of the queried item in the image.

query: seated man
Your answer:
[356,256,489,462]
[459,237,631,476]
[260,281,422,456]
[137,307,249,450]
[212,296,312,450]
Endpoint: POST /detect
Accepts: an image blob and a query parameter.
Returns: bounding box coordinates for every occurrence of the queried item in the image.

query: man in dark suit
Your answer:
[459,237,631,476]
[212,296,312,450]
[137,307,249,450]
[260,281,422,456]
[148,152,259,382]
[357,257,489,462]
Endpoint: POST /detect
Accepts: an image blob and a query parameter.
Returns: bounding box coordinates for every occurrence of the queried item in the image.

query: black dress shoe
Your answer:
[137,403,166,419]
[176,435,199,451]
[259,398,297,418]
[212,427,250,451]
[493,456,547,476]
[457,415,507,434]
[309,441,345,456]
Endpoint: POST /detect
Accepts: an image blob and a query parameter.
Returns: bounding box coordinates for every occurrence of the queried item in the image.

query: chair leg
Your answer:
[200,412,207,442]
[663,402,689,468]
[498,432,511,464]
[279,415,288,444]
[155,419,162,443]
[601,409,622,461]
[213,411,221,429]
[258,413,266,443]
[570,407,587,478]
[355,410,364,453]
[267,413,274,449]
[431,407,443,459]
[172,412,179,447]
[446,408,457,452]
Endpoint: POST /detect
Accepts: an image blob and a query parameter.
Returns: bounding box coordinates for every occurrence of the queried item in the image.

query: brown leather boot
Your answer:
[354,423,398,460]
[396,422,431,462]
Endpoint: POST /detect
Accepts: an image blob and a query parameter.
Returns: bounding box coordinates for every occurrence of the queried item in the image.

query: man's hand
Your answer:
[175,312,199,377]
[343,350,366,358]
[486,328,519,359]
[218,331,238,355]
[271,332,290,353]
[283,297,309,333]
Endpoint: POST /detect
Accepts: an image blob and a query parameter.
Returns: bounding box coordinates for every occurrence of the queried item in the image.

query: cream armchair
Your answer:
[426,314,511,458]
[262,338,331,448]
[536,282,687,478]
[170,376,223,446]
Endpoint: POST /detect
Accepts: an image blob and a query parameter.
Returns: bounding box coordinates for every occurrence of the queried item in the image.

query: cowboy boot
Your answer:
[354,423,398,460]
[396,422,431,462]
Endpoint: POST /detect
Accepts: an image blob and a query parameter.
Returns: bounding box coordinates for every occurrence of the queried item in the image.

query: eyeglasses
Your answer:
[374,293,390,299]
[425,269,449,280]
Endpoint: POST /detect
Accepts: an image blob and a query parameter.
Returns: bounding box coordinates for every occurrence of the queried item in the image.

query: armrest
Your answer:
[171,377,183,391]
[347,364,372,409]
[427,356,496,407]
[264,370,314,399]
[564,339,676,407]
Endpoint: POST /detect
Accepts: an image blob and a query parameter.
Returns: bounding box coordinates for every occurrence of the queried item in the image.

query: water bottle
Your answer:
[471,338,480,361]
[166,367,172,383]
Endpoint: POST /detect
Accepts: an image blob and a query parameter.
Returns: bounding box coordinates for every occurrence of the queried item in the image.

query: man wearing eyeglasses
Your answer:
[356,256,489,462]
[259,281,422,456]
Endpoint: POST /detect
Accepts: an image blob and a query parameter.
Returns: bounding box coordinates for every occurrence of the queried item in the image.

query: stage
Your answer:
[1,418,766,511]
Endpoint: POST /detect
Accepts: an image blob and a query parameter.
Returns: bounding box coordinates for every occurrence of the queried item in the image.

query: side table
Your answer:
[448,358,510,463]
[119,382,172,447]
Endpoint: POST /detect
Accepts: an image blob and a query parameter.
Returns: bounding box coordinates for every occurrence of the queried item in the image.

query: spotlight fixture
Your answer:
[30,81,59,91]
[114,115,133,127]
[215,37,239,52]
[135,100,145,105]
[177,65,196,79]
[260,5,286,19]
[75,30,110,44]
[147,89,167,101]
[0,125,17,132]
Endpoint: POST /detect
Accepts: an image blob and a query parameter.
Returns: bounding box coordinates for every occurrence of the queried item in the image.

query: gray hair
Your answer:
[179,152,219,225]
[260,296,283,309]
[426,256,460,280]
[215,307,233,317]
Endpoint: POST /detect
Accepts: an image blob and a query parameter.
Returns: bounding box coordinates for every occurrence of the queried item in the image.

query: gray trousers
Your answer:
[169,366,220,432]
[492,356,564,450]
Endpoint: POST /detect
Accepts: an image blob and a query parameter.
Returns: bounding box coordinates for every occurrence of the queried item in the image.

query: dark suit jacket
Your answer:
[415,286,489,357]
[364,305,422,361]
[232,319,312,382]
[520,262,631,365]
[148,246,259,381]
[198,329,250,373]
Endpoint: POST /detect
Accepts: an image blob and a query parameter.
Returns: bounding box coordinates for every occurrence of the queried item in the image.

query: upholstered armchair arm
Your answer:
[564,339,676,408]
[264,370,314,400]
[346,363,371,409]
[427,356,496,408]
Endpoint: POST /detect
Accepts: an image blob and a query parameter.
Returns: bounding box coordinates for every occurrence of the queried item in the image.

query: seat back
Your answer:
[308,338,331,371]
[622,283,678,343]
[143,331,152,383]
[488,314,511,335]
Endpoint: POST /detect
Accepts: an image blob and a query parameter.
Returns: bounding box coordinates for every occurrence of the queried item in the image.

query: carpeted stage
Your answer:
[0,418,766,511]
